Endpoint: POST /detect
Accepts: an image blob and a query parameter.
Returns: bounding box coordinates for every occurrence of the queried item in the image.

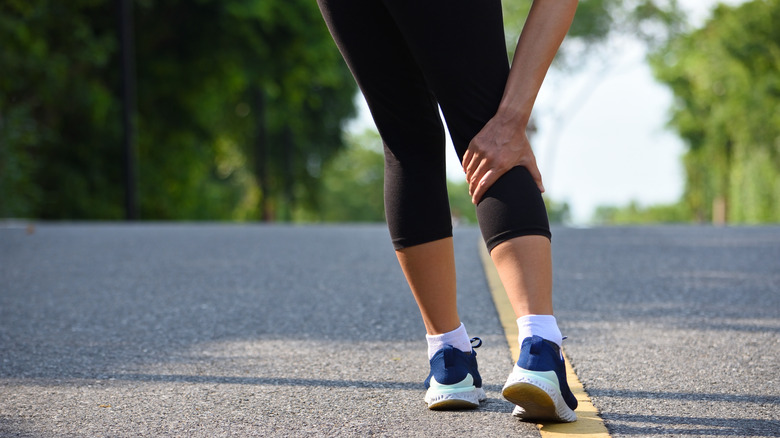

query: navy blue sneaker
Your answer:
[502,335,578,422]
[424,337,487,409]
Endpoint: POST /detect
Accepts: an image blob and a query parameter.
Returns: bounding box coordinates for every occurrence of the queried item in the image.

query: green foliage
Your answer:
[0,0,356,220]
[651,0,780,223]
[132,0,357,220]
[544,197,572,224]
[0,0,123,219]
[503,0,686,64]
[0,105,42,217]
[9,0,738,225]
[446,180,477,225]
[566,0,618,43]
[309,130,385,223]
[592,201,691,225]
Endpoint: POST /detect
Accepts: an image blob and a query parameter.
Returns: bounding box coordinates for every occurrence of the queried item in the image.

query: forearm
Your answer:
[497,0,578,126]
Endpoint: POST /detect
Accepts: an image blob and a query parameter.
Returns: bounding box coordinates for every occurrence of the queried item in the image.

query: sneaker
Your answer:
[502,335,578,422]
[424,337,487,410]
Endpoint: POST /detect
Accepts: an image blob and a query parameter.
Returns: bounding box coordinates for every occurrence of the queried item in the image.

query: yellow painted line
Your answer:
[478,243,611,438]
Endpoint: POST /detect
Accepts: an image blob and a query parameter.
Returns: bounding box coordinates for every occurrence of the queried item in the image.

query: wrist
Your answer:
[495,102,532,129]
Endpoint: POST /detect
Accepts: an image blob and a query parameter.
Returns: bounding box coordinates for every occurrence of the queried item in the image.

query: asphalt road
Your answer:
[1,223,778,437]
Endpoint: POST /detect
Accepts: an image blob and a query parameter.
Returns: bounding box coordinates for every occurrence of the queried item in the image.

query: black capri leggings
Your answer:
[317,0,551,252]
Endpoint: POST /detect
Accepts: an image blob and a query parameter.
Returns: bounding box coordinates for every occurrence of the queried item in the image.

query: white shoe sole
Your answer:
[502,367,577,422]
[425,387,486,410]
[425,374,486,410]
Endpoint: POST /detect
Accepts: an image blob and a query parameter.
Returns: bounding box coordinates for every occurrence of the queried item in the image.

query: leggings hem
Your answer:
[391,229,454,251]
[484,228,552,254]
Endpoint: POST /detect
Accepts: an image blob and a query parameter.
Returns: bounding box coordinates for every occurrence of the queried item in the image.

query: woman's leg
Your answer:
[395,237,460,335]
[317,0,463,336]
[318,1,487,410]
[382,0,554,321]
[490,235,553,317]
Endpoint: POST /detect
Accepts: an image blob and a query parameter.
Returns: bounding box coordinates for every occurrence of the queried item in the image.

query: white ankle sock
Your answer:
[517,314,563,347]
[426,323,471,359]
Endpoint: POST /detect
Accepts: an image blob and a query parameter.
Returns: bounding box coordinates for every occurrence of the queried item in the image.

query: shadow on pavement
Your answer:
[599,413,780,436]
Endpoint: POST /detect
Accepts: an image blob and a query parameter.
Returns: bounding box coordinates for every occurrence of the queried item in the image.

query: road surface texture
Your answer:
[1,223,778,437]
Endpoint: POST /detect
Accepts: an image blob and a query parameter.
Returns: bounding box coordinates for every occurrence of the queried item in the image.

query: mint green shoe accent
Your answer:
[428,374,475,394]
[425,373,486,409]
[503,366,577,423]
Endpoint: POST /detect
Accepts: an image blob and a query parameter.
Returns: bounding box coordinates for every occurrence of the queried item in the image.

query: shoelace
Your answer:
[470,337,483,349]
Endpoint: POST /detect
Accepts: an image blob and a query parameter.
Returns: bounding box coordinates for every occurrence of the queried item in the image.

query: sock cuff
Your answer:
[426,323,471,359]
[517,314,563,347]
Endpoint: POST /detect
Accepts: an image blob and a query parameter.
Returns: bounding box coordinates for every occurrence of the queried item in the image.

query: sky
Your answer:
[347,0,745,224]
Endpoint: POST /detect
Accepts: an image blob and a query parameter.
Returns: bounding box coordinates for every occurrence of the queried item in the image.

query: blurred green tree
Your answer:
[503,0,685,62]
[310,130,385,223]
[0,0,123,218]
[651,0,780,223]
[0,0,356,220]
[592,200,690,224]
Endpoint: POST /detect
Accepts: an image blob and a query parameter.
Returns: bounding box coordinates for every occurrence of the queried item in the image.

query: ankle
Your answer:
[517,314,563,347]
[426,322,471,359]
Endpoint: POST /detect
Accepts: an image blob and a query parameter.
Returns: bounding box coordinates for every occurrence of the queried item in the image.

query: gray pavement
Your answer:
[0,223,778,437]
[552,226,780,437]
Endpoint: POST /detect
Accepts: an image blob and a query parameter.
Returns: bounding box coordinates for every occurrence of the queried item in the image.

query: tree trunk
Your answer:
[254,88,273,222]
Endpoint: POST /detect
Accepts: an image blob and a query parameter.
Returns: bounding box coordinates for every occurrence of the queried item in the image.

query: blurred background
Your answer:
[1,0,778,225]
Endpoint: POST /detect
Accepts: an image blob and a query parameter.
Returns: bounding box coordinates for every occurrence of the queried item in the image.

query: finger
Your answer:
[467,159,489,196]
[464,151,482,182]
[463,143,482,178]
[525,159,545,193]
[461,148,474,174]
[472,169,498,204]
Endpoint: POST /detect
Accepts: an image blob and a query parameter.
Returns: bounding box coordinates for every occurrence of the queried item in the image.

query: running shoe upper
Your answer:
[424,338,483,389]
[516,335,578,411]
